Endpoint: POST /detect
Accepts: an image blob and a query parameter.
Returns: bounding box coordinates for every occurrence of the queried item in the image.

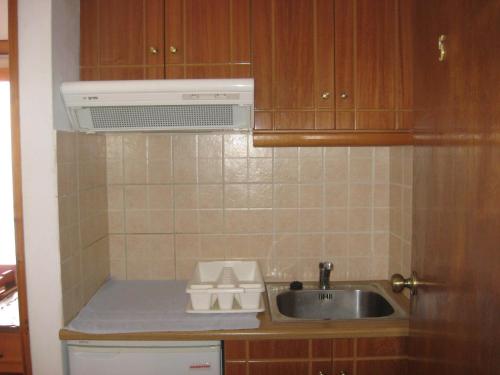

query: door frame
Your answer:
[7,0,32,373]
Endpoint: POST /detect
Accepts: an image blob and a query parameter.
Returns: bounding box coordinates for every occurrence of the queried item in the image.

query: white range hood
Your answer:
[60,79,254,132]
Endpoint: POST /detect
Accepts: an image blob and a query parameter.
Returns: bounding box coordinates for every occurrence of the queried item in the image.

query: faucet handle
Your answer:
[319,261,333,270]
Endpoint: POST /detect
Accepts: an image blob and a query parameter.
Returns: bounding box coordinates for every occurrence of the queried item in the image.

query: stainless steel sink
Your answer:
[266,282,407,322]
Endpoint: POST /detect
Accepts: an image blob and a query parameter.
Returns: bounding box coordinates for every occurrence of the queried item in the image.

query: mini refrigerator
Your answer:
[67,340,222,375]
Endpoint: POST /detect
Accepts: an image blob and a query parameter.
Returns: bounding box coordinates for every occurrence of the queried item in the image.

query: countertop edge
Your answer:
[59,319,410,341]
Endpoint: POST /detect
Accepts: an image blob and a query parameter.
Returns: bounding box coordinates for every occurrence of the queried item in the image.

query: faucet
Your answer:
[318,261,333,290]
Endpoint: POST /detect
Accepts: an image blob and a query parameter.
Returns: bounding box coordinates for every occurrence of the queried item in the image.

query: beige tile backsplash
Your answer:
[57,131,413,316]
[389,146,413,276]
[105,133,406,282]
[57,132,110,323]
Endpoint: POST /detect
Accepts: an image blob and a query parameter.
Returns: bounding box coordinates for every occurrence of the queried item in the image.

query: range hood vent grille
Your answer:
[61,79,254,132]
[88,104,235,130]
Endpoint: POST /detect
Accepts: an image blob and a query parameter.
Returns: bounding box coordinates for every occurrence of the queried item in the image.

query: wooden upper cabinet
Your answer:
[274,0,315,110]
[253,0,335,130]
[166,0,251,78]
[252,0,415,141]
[80,0,250,80]
[81,0,165,80]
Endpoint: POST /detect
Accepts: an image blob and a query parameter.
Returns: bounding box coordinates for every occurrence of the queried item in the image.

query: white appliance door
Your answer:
[68,342,221,375]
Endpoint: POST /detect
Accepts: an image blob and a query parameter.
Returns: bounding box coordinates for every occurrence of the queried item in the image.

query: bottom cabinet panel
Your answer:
[332,360,354,375]
[249,362,309,375]
[312,361,332,375]
[356,359,408,375]
[225,362,247,375]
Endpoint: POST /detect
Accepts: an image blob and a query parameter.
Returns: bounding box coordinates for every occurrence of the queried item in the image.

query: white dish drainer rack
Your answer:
[186,261,265,313]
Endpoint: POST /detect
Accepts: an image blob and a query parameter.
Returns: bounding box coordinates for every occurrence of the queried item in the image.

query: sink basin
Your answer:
[266,282,407,322]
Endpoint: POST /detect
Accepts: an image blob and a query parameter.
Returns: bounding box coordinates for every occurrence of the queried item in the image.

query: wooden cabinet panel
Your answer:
[397,0,414,110]
[251,0,273,110]
[80,0,98,67]
[0,331,23,373]
[99,67,146,80]
[315,0,335,110]
[226,338,408,375]
[83,0,165,80]
[225,340,247,360]
[231,0,251,63]
[333,360,354,375]
[99,0,147,66]
[165,0,184,64]
[356,0,396,110]
[275,111,315,130]
[312,339,332,358]
[248,339,309,359]
[184,0,231,64]
[274,0,314,110]
[357,111,396,130]
[249,362,309,375]
[185,65,231,79]
[334,0,354,111]
[357,359,408,375]
[357,337,407,357]
[312,361,333,375]
[145,0,165,66]
[225,362,247,375]
[332,338,354,358]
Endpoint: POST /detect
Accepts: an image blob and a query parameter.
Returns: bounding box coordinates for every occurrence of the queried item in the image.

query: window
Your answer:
[0,81,15,265]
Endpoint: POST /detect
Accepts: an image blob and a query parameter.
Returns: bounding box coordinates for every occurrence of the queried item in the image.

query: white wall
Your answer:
[18,0,79,374]
[52,0,79,131]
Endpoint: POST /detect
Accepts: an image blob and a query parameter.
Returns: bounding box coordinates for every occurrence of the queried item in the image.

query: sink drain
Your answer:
[318,292,333,301]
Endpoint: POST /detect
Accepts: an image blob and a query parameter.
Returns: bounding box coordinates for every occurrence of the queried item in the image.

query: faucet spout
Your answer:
[319,261,333,290]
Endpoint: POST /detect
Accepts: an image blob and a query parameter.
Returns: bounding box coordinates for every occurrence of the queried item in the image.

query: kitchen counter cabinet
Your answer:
[225,337,407,375]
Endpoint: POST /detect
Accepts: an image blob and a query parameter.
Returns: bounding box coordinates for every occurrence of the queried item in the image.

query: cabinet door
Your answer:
[253,0,335,130]
[81,0,164,80]
[0,331,23,373]
[249,362,309,375]
[167,0,251,79]
[312,361,333,375]
[332,360,354,375]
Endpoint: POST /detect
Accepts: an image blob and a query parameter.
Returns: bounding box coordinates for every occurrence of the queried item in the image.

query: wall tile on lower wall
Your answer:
[103,134,412,284]
[57,131,110,323]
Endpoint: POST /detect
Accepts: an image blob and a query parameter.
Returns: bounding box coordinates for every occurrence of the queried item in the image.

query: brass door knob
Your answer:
[169,46,178,54]
[149,46,159,54]
[391,272,419,295]
[321,92,331,99]
[340,92,348,99]
[339,371,347,375]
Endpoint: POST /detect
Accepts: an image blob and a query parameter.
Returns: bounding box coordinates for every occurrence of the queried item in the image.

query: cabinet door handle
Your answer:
[149,46,159,54]
[340,92,349,99]
[321,92,331,100]
[438,34,447,62]
[169,46,178,54]
[339,371,347,375]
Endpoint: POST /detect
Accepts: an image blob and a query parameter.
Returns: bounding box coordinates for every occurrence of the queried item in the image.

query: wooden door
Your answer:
[410,0,500,374]
[81,0,165,80]
[5,1,32,373]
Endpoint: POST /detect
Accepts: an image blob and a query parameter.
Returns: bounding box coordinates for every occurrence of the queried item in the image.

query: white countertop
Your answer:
[66,279,260,334]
